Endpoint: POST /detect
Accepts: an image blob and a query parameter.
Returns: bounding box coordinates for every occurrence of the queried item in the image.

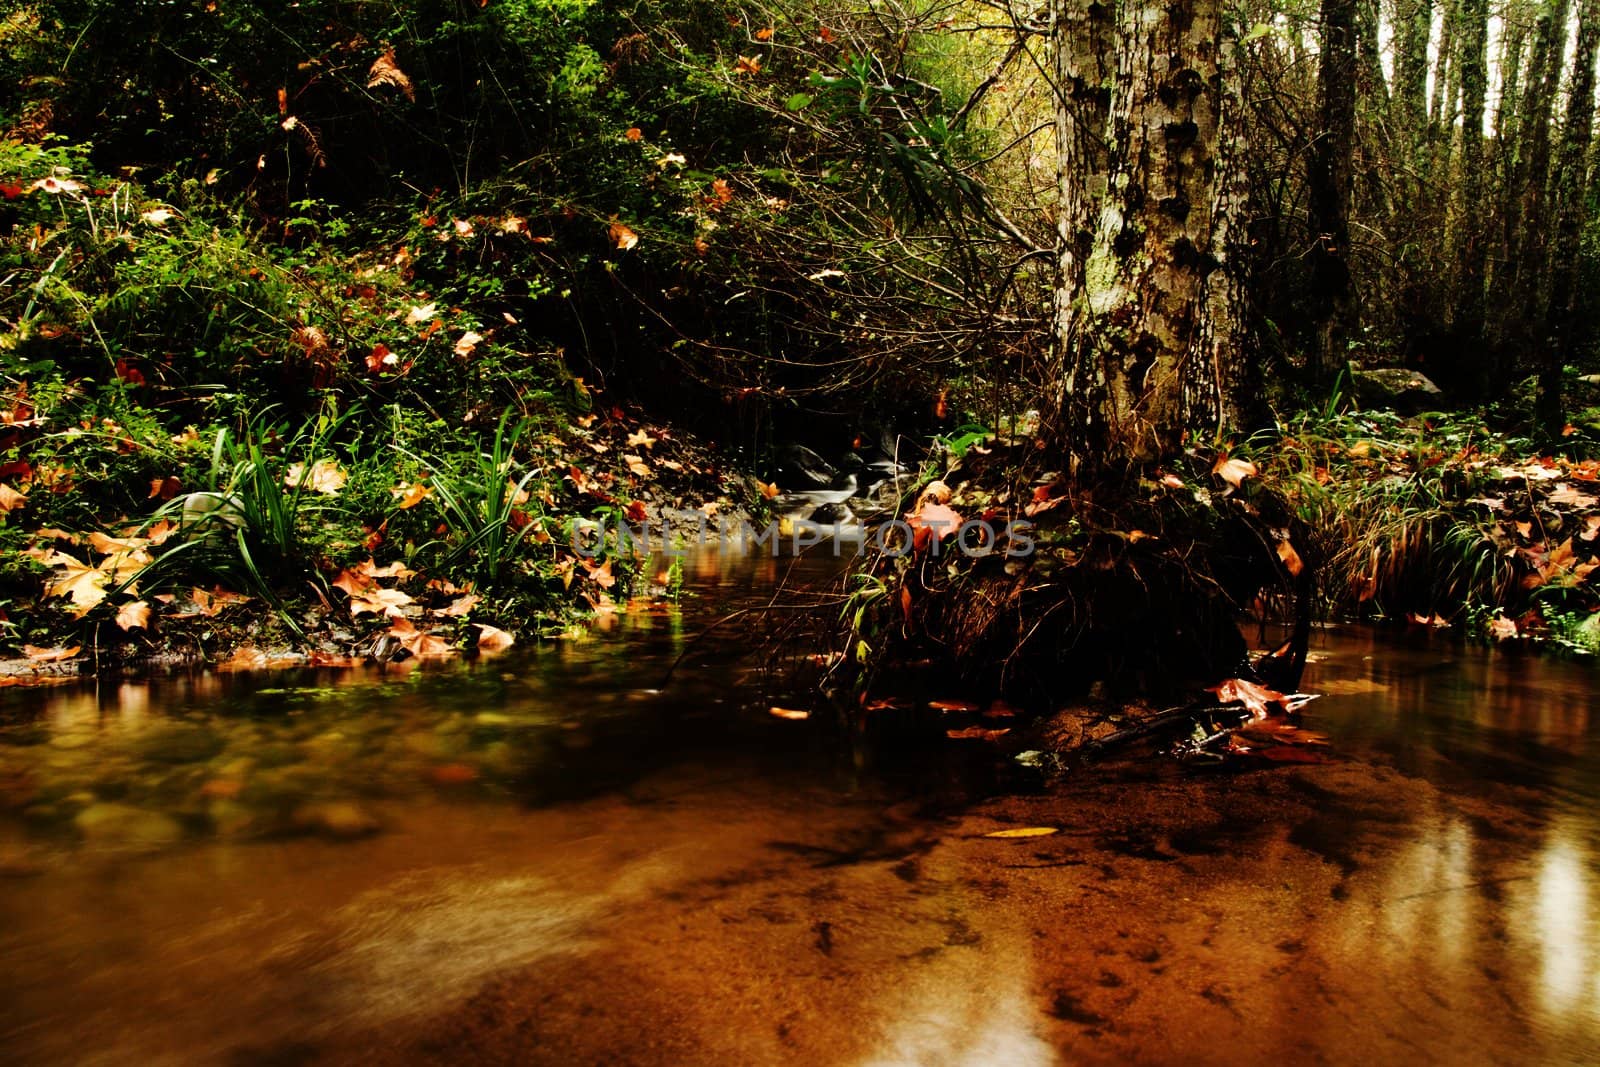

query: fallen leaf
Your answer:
[624,126,643,141]
[626,428,657,449]
[385,616,454,657]
[44,552,110,610]
[453,330,483,358]
[623,453,651,477]
[22,644,80,663]
[115,600,151,631]
[769,706,811,720]
[87,531,150,555]
[475,624,515,652]
[609,220,639,250]
[1276,539,1304,576]
[927,699,981,713]
[1549,484,1599,508]
[1206,677,1287,720]
[1213,456,1257,487]
[0,483,27,513]
[285,459,347,495]
[148,476,181,501]
[734,55,762,74]
[1489,616,1518,641]
[983,827,1059,839]
[755,27,774,40]
[405,302,437,325]
[583,559,616,589]
[350,587,414,616]
[908,502,964,549]
[946,726,1011,740]
[391,482,431,508]
[440,594,481,617]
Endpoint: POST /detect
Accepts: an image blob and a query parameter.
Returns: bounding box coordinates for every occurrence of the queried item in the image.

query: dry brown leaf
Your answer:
[365,49,416,101]
[626,428,657,449]
[357,559,415,579]
[609,220,639,250]
[44,552,109,610]
[1276,538,1304,576]
[115,600,151,631]
[0,482,27,513]
[440,594,481,617]
[87,531,150,555]
[946,726,1011,741]
[983,827,1059,839]
[583,559,616,589]
[332,568,375,597]
[453,330,483,358]
[757,480,780,499]
[349,587,414,617]
[22,644,80,663]
[1489,616,1518,641]
[623,453,651,477]
[1213,456,1257,487]
[769,706,810,721]
[927,698,981,713]
[284,459,346,495]
[386,616,454,658]
[1549,483,1600,508]
[1206,677,1286,720]
[475,623,515,652]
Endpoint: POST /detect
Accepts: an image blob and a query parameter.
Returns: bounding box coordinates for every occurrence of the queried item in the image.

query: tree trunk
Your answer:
[1307,0,1357,386]
[1452,0,1491,397]
[1543,0,1600,432]
[1057,0,1254,467]
[1393,0,1432,161]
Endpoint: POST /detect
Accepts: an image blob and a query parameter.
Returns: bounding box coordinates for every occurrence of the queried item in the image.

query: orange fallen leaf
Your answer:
[22,644,80,663]
[0,483,26,514]
[475,623,515,652]
[928,698,981,712]
[391,481,431,508]
[624,127,643,141]
[115,600,151,631]
[769,706,811,720]
[1213,456,1257,487]
[385,616,454,657]
[1277,539,1304,576]
[609,219,639,250]
[440,593,481,617]
[946,726,1011,741]
[350,587,414,616]
[626,428,657,449]
[1206,677,1287,719]
[734,55,762,74]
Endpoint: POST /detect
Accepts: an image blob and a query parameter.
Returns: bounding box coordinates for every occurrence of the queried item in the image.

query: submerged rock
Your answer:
[291,801,380,839]
[73,803,185,849]
[137,724,226,764]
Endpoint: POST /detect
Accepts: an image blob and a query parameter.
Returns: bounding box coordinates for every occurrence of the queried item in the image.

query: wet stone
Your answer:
[291,801,381,839]
[136,725,226,764]
[73,803,185,849]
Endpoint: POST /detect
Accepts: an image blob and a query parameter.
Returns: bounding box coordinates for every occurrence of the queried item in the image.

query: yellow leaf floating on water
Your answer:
[983,827,1059,839]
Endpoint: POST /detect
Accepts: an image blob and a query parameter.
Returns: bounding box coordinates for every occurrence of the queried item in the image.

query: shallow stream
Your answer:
[1,551,1597,1065]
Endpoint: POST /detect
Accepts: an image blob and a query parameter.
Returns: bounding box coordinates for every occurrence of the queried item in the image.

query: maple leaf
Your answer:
[755,26,774,40]
[1213,456,1257,487]
[386,616,454,657]
[584,559,616,589]
[349,587,414,617]
[115,600,152,631]
[356,559,415,579]
[609,220,639,250]
[626,428,657,449]
[1489,616,1519,641]
[908,501,964,550]
[405,302,437,325]
[475,624,515,652]
[734,55,762,74]
[453,330,483,357]
[148,475,181,501]
[623,453,651,477]
[440,593,481,617]
[625,500,648,523]
[44,552,109,610]
[367,343,399,373]
[1549,483,1599,508]
[0,482,26,513]
[88,531,150,555]
[333,568,376,597]
[757,480,780,499]
[284,459,347,495]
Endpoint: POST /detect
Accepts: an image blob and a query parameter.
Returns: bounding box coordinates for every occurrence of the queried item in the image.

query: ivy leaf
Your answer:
[786,92,814,111]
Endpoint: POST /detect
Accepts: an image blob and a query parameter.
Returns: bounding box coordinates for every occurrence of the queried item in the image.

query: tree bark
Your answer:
[1056,0,1254,467]
[1452,0,1491,397]
[1307,0,1357,386]
[1543,0,1600,432]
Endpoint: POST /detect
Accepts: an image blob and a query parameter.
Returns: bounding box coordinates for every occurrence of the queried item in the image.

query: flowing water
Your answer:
[0,550,1597,1066]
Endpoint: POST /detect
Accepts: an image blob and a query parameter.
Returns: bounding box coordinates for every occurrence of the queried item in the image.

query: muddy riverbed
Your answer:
[1,552,1596,1065]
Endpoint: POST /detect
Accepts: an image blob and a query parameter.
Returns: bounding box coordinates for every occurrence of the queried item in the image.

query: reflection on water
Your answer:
[1,565,1599,1065]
